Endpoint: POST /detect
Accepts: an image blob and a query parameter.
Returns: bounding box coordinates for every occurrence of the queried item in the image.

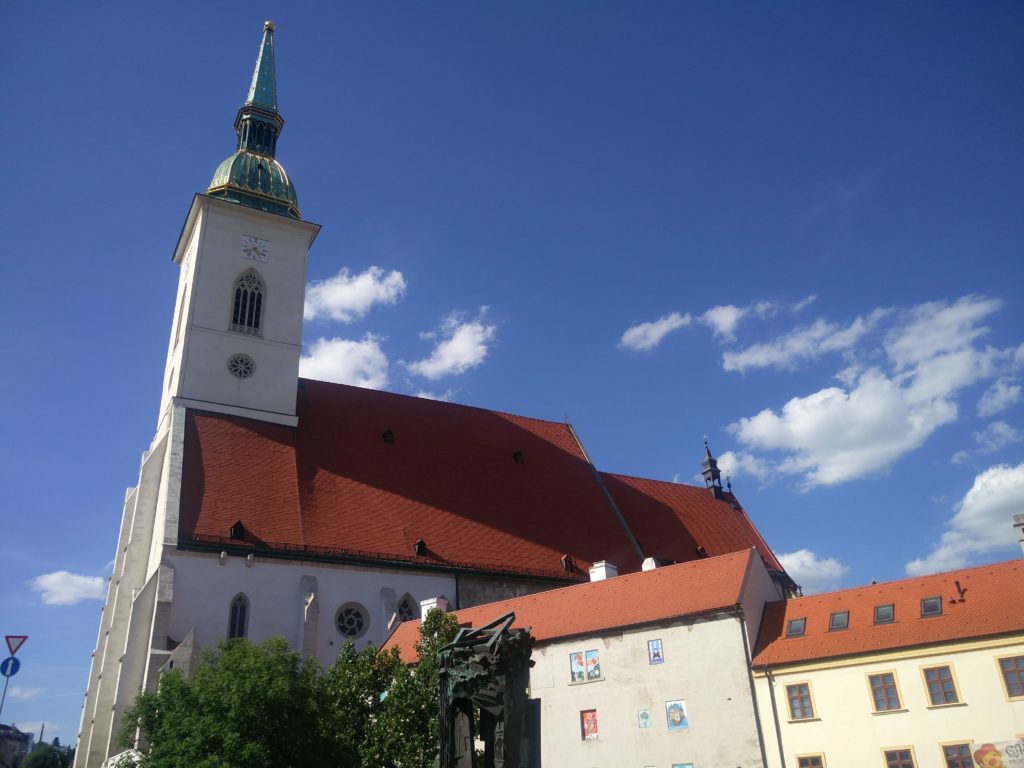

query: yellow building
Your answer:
[750,559,1024,768]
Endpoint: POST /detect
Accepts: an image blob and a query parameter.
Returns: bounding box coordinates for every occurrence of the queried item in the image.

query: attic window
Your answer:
[786,618,806,638]
[414,539,427,557]
[828,610,849,631]
[512,451,525,465]
[874,604,894,625]
[921,596,943,617]
[382,429,395,444]
[695,545,707,558]
[560,554,574,572]
[229,521,245,541]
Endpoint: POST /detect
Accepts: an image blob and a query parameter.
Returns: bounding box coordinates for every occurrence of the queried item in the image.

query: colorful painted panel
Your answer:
[584,649,601,680]
[637,709,651,728]
[580,709,599,740]
[569,651,586,682]
[666,699,689,731]
[648,638,664,664]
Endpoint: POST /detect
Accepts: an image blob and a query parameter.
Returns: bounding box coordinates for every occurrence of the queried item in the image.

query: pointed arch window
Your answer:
[397,593,419,623]
[228,593,250,639]
[230,271,263,335]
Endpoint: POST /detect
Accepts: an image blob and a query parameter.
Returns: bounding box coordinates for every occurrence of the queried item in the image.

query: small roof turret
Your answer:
[702,438,724,496]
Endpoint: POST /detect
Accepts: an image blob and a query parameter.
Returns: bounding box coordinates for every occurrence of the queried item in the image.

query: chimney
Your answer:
[589,561,618,581]
[1015,513,1024,556]
[641,557,658,572]
[420,596,449,621]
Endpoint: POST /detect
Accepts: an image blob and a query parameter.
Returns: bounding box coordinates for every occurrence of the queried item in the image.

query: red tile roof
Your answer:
[602,472,783,572]
[751,558,1024,667]
[382,549,759,663]
[180,379,783,581]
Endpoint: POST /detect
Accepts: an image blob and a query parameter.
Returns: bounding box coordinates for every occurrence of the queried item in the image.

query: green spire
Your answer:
[207,21,300,219]
[246,21,278,112]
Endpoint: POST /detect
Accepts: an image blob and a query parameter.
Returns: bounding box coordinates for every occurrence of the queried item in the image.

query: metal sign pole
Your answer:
[0,674,9,724]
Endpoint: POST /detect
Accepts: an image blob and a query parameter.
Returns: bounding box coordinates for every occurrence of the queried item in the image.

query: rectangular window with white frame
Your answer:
[797,754,825,768]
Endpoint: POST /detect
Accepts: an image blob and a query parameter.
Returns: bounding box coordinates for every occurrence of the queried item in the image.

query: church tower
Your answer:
[158,21,319,428]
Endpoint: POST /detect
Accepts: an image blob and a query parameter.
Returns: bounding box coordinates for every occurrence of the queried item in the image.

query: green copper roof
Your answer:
[246,21,278,112]
[208,21,301,219]
[209,151,299,218]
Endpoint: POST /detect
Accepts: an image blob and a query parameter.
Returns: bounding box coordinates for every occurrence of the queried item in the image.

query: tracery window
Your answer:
[336,602,369,639]
[397,594,419,623]
[231,271,263,335]
[228,593,249,639]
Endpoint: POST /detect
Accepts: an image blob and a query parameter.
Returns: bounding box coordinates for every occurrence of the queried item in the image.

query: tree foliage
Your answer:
[119,610,459,768]
[22,743,72,768]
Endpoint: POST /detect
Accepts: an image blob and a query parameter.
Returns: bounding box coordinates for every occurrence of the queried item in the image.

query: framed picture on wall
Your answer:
[665,699,689,731]
[647,638,664,664]
[637,709,651,728]
[580,709,599,740]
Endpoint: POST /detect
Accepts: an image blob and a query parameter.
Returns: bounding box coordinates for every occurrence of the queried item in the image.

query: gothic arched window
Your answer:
[228,593,249,639]
[230,271,263,335]
[397,593,419,623]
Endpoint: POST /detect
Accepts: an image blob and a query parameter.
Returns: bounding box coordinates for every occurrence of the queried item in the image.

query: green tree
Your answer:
[118,611,460,768]
[371,608,459,767]
[21,743,68,768]
[317,640,400,767]
[119,638,327,768]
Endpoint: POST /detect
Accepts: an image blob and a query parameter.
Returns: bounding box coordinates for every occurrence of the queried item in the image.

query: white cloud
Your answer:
[730,368,958,486]
[728,296,1020,487]
[304,266,406,323]
[978,378,1022,417]
[299,335,389,389]
[700,301,782,342]
[906,462,1024,575]
[619,312,691,351]
[722,311,885,373]
[415,390,454,402]
[407,309,497,380]
[792,294,817,312]
[715,450,772,482]
[778,549,849,595]
[16,721,60,739]
[884,295,1001,370]
[8,687,45,701]
[700,305,749,341]
[31,571,105,605]
[974,421,1022,454]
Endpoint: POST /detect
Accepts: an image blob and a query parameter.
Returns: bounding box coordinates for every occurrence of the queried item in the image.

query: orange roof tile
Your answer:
[602,472,784,572]
[180,379,783,582]
[382,549,758,663]
[751,558,1024,667]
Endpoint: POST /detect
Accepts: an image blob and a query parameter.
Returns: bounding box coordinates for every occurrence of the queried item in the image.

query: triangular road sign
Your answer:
[6,636,28,656]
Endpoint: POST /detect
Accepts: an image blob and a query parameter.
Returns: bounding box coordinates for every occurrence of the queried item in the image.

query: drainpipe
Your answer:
[739,610,770,768]
[765,668,787,768]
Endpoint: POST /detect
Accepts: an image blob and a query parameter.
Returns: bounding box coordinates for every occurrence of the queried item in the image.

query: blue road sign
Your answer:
[0,657,19,677]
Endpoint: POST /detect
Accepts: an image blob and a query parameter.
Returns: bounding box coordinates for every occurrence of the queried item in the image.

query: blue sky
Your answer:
[2,0,1022,742]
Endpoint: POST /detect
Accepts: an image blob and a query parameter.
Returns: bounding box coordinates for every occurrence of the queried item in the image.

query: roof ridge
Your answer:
[298,377,578,429]
[599,469,703,489]
[783,557,1023,603]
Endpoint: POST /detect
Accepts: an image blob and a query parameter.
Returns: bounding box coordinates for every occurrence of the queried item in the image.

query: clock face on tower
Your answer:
[241,235,269,262]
